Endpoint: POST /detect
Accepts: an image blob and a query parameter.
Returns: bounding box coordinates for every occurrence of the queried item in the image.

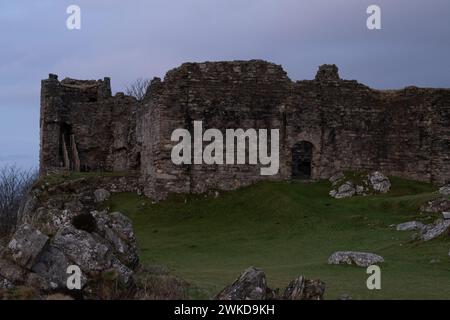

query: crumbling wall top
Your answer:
[163,60,291,83]
[315,64,340,82]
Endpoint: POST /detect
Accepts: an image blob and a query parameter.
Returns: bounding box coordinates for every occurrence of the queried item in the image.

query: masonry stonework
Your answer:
[40,75,139,174]
[40,60,450,200]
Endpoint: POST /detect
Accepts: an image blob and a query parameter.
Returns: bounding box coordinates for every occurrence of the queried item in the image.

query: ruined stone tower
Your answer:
[40,60,450,200]
[40,75,140,174]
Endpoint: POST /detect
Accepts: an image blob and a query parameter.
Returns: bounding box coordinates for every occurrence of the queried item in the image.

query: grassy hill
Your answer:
[104,177,450,300]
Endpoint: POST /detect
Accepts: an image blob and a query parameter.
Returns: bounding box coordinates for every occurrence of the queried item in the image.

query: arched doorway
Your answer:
[292,141,313,179]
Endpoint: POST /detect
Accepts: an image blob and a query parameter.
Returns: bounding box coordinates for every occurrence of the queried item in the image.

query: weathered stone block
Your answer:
[7,224,49,269]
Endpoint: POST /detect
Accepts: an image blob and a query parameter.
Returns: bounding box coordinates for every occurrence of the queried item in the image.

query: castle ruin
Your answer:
[40,60,450,200]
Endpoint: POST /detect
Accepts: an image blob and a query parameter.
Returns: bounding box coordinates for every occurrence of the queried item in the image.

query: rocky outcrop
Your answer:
[215,267,268,300]
[0,175,139,299]
[283,276,325,300]
[329,171,391,199]
[328,251,384,267]
[216,267,325,300]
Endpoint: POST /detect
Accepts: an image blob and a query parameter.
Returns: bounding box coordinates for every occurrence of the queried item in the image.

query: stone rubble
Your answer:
[329,171,390,199]
[328,251,384,267]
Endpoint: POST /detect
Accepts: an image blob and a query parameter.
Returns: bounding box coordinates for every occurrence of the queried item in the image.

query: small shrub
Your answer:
[0,165,37,237]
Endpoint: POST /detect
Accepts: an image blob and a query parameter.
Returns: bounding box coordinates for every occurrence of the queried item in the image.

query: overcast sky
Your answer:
[1,0,450,169]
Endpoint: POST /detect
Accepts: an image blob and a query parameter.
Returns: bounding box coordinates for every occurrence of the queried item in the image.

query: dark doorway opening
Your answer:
[292,141,313,179]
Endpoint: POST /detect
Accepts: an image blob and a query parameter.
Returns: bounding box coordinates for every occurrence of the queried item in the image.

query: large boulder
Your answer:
[328,251,384,267]
[31,245,75,289]
[51,225,133,286]
[216,267,268,300]
[215,268,327,301]
[7,224,49,269]
[283,276,325,300]
[420,220,450,241]
[52,226,111,272]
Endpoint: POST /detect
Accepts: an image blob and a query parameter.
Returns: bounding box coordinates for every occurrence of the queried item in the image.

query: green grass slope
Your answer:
[104,177,450,300]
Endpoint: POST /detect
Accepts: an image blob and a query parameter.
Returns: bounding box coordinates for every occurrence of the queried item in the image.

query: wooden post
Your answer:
[70,134,81,172]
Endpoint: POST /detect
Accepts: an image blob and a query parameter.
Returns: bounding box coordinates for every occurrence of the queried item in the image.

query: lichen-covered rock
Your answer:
[52,226,111,272]
[329,172,391,199]
[420,220,450,241]
[328,251,384,267]
[439,185,450,196]
[330,181,356,199]
[7,224,49,269]
[283,276,325,300]
[216,267,267,300]
[94,189,111,203]
[367,171,391,193]
[396,221,425,231]
[24,207,76,237]
[0,175,141,299]
[31,245,74,289]
[93,211,139,268]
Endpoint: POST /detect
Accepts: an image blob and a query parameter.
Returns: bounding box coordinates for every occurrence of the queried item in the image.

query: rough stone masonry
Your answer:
[40,60,450,200]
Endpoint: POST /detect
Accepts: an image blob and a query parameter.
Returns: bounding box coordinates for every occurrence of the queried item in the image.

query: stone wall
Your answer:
[140,61,291,199]
[287,65,450,183]
[40,61,450,200]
